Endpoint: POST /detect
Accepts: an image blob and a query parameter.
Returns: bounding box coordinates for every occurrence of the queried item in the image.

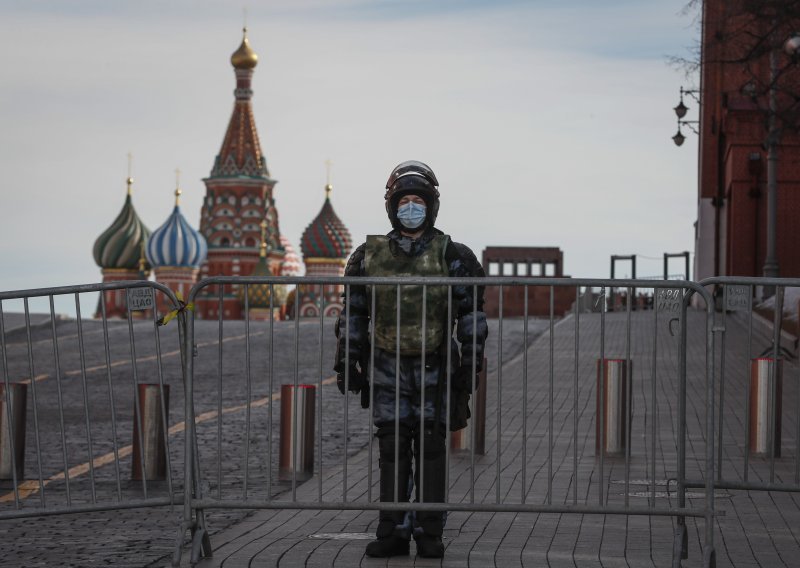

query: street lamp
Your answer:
[672,86,699,146]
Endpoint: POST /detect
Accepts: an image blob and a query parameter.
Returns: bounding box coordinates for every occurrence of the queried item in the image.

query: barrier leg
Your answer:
[749,358,782,457]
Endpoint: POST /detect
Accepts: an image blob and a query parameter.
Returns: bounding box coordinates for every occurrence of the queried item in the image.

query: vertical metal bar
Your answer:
[99,293,122,500]
[471,284,477,504]
[49,295,72,504]
[293,282,301,501]
[23,299,46,507]
[181,294,196,544]
[497,285,503,504]
[651,289,659,505]
[599,286,606,505]
[318,291,325,502]
[573,286,579,506]
[126,290,148,497]
[395,284,401,504]
[420,285,427,505]
[769,285,782,484]
[217,286,223,499]
[369,287,376,502]
[718,285,728,482]
[624,286,632,509]
[744,286,753,481]
[445,286,452,502]
[150,291,174,501]
[343,283,352,502]
[0,301,20,508]
[267,286,274,501]
[522,285,529,505]
[704,286,717,561]
[243,286,252,499]
[548,286,554,505]
[677,286,688,533]
[74,293,97,503]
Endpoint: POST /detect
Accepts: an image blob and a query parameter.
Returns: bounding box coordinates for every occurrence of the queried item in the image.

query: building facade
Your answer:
[694,1,800,282]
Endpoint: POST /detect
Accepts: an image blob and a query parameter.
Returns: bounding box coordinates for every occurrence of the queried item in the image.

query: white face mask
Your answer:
[396,202,427,229]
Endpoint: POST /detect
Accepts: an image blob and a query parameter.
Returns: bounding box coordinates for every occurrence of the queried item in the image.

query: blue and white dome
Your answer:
[146,189,207,268]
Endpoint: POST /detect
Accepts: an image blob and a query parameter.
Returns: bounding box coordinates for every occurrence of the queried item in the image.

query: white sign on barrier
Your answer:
[656,288,682,313]
[725,285,749,311]
[128,288,154,311]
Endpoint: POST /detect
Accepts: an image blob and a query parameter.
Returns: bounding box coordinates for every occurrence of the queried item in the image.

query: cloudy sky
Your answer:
[0,0,700,301]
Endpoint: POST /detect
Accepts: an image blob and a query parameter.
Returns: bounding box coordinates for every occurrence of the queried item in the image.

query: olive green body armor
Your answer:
[365,235,450,356]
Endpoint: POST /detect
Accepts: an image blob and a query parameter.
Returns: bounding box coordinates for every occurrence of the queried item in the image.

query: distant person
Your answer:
[334,160,488,558]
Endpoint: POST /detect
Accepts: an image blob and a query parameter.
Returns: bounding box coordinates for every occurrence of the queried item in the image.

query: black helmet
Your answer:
[384,160,440,230]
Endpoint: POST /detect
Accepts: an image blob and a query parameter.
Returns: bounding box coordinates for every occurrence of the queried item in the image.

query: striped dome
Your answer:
[93,193,151,270]
[146,202,207,268]
[300,189,352,260]
[279,235,302,276]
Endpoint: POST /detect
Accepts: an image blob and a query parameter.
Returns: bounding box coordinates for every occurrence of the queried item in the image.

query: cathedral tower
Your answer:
[93,173,151,318]
[296,179,352,317]
[196,28,285,319]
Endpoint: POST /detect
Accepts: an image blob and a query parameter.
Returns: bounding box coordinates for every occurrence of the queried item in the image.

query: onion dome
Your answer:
[300,183,352,260]
[279,235,302,276]
[242,221,287,308]
[231,27,258,69]
[93,177,151,270]
[146,186,207,269]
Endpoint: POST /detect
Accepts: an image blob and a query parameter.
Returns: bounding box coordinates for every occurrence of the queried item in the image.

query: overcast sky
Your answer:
[0,0,700,304]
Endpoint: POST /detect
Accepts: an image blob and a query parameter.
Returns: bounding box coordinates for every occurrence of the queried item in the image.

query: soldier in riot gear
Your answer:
[334,160,488,558]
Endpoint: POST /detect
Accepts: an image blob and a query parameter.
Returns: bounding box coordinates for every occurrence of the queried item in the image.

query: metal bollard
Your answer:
[131,384,170,481]
[450,358,487,455]
[0,383,27,481]
[749,358,782,457]
[279,384,316,482]
[596,359,629,457]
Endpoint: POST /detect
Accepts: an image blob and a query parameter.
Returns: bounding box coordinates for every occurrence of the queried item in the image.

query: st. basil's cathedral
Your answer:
[92,29,352,320]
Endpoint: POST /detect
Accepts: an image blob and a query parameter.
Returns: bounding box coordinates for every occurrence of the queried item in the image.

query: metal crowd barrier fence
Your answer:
[177,276,717,567]
[698,277,800,496]
[0,281,186,521]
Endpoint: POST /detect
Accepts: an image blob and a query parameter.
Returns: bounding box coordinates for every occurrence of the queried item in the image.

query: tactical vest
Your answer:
[365,235,450,356]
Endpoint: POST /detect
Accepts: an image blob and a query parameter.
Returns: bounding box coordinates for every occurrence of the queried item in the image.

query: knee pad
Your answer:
[376,424,412,462]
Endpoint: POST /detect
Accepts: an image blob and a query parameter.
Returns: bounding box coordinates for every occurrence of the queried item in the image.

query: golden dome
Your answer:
[231,28,258,69]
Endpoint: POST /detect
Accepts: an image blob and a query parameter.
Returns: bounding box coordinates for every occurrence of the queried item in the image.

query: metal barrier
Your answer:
[0,281,185,520]
[177,276,717,567]
[698,277,800,495]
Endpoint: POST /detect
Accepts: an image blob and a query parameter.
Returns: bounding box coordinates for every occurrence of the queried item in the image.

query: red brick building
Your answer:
[482,246,572,318]
[694,1,800,281]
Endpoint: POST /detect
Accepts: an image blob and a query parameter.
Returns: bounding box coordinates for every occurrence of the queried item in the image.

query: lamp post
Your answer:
[762,33,800,297]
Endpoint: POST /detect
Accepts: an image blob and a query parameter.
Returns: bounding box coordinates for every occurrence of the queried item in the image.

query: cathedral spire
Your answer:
[210,28,269,178]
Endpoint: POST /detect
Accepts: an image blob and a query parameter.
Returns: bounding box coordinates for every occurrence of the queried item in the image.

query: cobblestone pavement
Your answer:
[0,311,541,567]
[176,309,800,568]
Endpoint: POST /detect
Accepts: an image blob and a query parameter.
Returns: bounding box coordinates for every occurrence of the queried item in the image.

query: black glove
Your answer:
[337,364,367,395]
[450,388,471,432]
[453,365,479,392]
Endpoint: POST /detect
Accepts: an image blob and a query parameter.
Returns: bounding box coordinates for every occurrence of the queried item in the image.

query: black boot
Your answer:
[413,424,447,558]
[365,535,410,557]
[367,426,412,558]
[415,534,445,558]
